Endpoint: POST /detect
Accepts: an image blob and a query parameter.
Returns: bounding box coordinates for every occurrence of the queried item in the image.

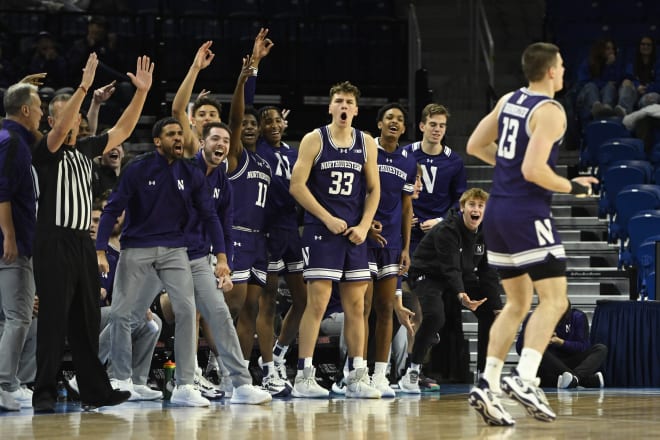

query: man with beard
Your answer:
[96,117,230,407]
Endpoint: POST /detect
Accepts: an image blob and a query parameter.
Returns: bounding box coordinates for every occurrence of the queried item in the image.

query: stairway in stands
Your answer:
[410,0,633,378]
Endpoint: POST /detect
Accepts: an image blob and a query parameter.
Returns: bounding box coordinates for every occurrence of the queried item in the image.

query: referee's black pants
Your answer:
[32,227,113,407]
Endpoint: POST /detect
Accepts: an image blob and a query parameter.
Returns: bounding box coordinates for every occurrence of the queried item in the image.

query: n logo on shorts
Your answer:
[302,247,310,265]
[534,219,555,246]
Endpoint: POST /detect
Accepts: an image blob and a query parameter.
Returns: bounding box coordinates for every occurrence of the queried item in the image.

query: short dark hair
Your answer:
[202,121,232,139]
[522,42,560,82]
[192,97,222,117]
[152,117,182,139]
[257,105,282,125]
[244,106,259,121]
[376,103,407,125]
[3,83,37,116]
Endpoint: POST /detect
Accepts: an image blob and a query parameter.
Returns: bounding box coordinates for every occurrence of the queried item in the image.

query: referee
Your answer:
[31,53,154,412]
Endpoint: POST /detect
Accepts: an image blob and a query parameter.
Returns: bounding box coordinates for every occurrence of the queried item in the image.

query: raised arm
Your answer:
[172,41,215,157]
[103,55,154,154]
[87,80,116,136]
[47,53,98,152]
[227,56,253,173]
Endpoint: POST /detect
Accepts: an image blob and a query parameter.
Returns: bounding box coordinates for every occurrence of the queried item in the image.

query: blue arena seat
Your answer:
[611,184,660,259]
[597,137,646,173]
[625,209,660,268]
[634,235,660,299]
[647,272,656,300]
[598,160,651,218]
[581,120,631,168]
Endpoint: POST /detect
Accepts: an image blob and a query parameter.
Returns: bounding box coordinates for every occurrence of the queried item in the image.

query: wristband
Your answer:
[569,180,590,196]
[78,85,88,94]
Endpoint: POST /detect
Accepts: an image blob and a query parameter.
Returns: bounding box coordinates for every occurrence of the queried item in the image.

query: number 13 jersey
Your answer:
[492,87,565,203]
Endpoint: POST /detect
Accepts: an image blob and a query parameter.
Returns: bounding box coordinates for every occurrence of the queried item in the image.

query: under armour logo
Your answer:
[233,241,242,247]
[148,180,156,186]
[314,235,323,240]
[385,158,393,163]
[426,158,433,163]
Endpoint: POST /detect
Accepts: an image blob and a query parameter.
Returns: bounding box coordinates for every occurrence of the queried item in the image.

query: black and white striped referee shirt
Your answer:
[32,133,109,231]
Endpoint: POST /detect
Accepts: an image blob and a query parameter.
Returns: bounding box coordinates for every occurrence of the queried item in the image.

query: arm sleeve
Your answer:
[244,75,257,107]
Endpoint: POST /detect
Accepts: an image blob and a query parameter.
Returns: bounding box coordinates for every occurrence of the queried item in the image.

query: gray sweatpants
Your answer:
[0,257,36,391]
[190,256,252,387]
[109,247,196,385]
[99,306,162,385]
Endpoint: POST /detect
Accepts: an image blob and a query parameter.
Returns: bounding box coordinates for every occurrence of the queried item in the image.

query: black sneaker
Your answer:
[81,390,131,411]
[579,372,604,388]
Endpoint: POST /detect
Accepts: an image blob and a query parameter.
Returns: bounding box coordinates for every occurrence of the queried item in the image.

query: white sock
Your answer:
[409,363,421,372]
[517,348,542,381]
[303,357,313,369]
[351,357,366,370]
[483,357,504,393]
[374,362,388,376]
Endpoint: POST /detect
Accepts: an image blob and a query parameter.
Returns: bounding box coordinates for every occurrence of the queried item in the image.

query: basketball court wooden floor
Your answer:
[2,385,659,439]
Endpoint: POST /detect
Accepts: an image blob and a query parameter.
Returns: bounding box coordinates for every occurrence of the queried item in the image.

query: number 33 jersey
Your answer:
[305,125,367,228]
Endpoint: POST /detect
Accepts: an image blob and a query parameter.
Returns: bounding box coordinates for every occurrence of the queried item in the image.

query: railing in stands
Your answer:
[407,2,422,136]
[469,0,496,110]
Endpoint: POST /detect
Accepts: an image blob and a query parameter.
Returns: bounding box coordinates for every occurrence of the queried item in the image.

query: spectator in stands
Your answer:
[575,38,635,123]
[516,303,607,389]
[625,36,660,109]
[0,38,19,90]
[92,142,124,198]
[622,103,660,152]
[66,16,121,84]
[24,32,68,90]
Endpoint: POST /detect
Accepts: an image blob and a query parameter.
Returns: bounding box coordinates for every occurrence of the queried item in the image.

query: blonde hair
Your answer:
[459,188,489,208]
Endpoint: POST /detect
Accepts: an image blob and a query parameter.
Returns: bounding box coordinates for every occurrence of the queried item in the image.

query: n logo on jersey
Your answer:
[421,165,437,193]
[213,188,221,199]
[534,219,555,246]
[177,179,185,190]
[275,153,292,179]
[302,247,310,265]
